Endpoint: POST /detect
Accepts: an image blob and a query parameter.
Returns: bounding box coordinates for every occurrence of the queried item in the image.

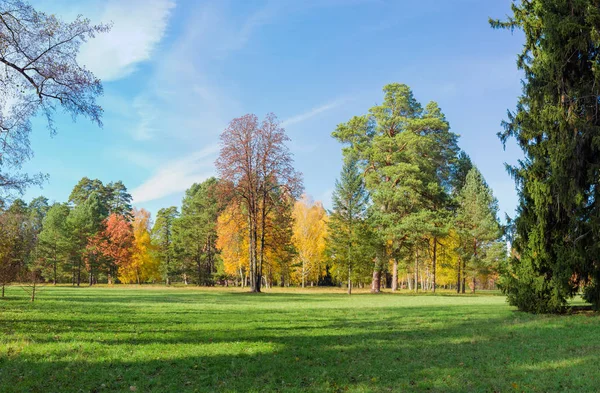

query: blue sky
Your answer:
[23,0,523,221]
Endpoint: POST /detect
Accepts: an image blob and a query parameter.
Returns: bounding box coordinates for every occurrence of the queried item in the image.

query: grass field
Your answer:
[0,286,599,393]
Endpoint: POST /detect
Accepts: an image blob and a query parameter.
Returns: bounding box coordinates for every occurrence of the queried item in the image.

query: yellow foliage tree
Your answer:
[216,203,249,286]
[119,208,160,284]
[292,195,328,287]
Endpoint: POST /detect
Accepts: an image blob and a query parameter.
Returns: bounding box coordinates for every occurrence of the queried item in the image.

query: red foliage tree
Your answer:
[97,213,134,284]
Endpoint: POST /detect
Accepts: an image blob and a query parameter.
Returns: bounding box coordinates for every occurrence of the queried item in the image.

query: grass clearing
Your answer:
[0,286,599,392]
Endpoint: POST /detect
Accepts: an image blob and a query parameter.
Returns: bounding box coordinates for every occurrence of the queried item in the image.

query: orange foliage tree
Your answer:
[95,213,133,284]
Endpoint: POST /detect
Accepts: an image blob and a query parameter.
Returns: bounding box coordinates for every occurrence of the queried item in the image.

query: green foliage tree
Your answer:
[332,83,459,292]
[37,203,70,285]
[456,167,502,293]
[106,181,133,219]
[492,1,600,312]
[67,192,107,286]
[326,159,370,294]
[175,178,221,285]
[152,206,179,285]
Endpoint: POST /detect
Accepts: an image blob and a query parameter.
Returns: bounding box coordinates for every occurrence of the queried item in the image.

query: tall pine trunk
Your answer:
[414,248,419,292]
[432,238,437,293]
[456,256,461,293]
[392,259,398,291]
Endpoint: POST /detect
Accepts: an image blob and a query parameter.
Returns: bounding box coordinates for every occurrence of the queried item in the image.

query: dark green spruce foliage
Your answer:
[456,167,502,292]
[492,1,600,312]
[326,159,372,293]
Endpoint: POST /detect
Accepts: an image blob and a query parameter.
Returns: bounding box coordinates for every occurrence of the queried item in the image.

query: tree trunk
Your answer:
[414,249,419,293]
[461,258,466,294]
[392,259,398,291]
[472,275,476,294]
[53,259,57,285]
[1,284,4,298]
[301,259,306,288]
[77,259,81,287]
[371,269,381,293]
[432,238,437,293]
[348,266,352,295]
[456,256,461,293]
[31,281,36,302]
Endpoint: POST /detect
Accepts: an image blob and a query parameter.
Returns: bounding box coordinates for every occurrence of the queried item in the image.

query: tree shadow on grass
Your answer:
[1,288,600,392]
[1,318,599,393]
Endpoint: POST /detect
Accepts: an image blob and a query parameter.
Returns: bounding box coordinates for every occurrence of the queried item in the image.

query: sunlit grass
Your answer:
[0,286,599,392]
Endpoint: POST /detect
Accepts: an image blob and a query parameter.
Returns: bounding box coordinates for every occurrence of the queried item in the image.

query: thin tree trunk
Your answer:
[77,259,81,287]
[31,281,36,302]
[302,259,306,288]
[348,266,352,295]
[392,259,398,291]
[2,284,4,298]
[414,248,419,293]
[53,256,57,285]
[461,258,466,294]
[432,238,437,293]
[456,256,461,293]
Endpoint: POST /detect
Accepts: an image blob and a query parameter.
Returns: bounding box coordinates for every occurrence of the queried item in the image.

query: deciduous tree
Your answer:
[216,113,302,292]
[292,195,327,287]
[0,1,108,198]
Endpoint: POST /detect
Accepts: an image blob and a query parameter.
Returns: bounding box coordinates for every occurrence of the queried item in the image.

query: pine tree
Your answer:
[152,206,179,285]
[175,178,221,285]
[492,1,600,312]
[37,203,70,284]
[332,83,458,292]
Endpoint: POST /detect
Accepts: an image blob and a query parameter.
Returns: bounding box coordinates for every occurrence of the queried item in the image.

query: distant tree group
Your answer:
[331,83,505,294]
[0,87,507,296]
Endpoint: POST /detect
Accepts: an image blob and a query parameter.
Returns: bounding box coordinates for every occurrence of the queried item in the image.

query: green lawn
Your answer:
[0,286,599,392]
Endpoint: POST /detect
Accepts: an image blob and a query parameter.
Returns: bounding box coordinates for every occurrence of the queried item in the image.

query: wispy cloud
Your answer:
[130,144,219,203]
[78,0,175,81]
[281,98,349,127]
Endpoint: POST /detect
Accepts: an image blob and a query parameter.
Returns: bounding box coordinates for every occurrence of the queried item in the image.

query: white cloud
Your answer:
[281,98,348,127]
[78,0,175,81]
[130,144,220,203]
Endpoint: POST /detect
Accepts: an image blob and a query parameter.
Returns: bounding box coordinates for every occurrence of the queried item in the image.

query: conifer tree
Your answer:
[332,83,458,292]
[492,1,600,312]
[152,206,179,285]
[456,167,502,293]
[327,159,370,294]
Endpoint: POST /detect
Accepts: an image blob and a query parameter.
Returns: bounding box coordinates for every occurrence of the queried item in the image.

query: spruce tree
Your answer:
[327,159,370,294]
[456,168,502,293]
[492,1,600,312]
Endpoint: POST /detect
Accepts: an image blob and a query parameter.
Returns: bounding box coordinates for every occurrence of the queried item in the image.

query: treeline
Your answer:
[0,84,507,296]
